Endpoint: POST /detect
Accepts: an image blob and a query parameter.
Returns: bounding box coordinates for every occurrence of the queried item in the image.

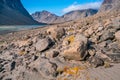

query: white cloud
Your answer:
[63,1,102,13]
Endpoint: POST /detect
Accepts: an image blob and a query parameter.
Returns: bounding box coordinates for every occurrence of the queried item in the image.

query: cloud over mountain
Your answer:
[63,1,102,13]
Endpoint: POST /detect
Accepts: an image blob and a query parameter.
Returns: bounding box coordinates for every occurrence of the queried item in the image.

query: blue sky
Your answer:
[21,0,103,16]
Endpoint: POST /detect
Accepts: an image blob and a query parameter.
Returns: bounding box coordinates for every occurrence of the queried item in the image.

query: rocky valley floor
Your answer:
[0,10,120,80]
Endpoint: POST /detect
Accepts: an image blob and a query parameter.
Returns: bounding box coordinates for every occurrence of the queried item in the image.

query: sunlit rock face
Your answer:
[0,0,39,25]
[99,0,120,12]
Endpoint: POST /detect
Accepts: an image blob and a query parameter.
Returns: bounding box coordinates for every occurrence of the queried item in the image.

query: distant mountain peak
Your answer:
[31,10,59,23]
[32,9,98,24]
[41,10,50,13]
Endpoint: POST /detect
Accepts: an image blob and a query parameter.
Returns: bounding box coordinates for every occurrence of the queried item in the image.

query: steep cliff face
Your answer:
[0,0,39,25]
[99,0,120,12]
[32,9,98,24]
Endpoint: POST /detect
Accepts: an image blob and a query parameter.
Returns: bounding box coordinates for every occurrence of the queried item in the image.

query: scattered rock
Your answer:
[100,30,114,41]
[88,49,96,56]
[4,61,16,71]
[0,64,4,72]
[10,61,16,71]
[47,26,65,41]
[107,54,120,63]
[98,41,107,48]
[115,31,120,46]
[29,58,57,79]
[31,55,38,61]
[45,50,59,58]
[15,39,33,47]
[49,57,70,73]
[108,42,120,53]
[0,51,14,60]
[0,3,120,80]
[88,56,104,68]
[39,61,57,78]
[23,35,31,40]
[35,37,53,52]
[98,26,104,32]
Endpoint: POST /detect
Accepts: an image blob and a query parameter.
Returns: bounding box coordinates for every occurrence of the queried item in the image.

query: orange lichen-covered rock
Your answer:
[64,67,79,75]
[62,34,88,60]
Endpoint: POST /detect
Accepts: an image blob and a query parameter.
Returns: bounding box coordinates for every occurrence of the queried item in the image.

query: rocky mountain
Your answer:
[32,9,98,24]
[31,10,59,24]
[0,0,40,25]
[55,9,98,23]
[99,0,120,12]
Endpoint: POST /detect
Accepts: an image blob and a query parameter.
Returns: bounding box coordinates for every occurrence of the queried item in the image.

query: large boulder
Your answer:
[45,50,59,58]
[115,31,120,43]
[100,30,114,41]
[35,37,53,52]
[15,39,33,47]
[88,56,104,68]
[47,26,65,41]
[61,34,88,60]
[28,58,57,79]
[38,59,57,78]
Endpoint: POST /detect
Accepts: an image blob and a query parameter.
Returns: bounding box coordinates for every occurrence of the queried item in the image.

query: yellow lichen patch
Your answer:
[104,62,111,68]
[63,66,86,75]
[65,67,79,75]
[57,66,87,80]
[64,35,75,44]
[18,50,26,55]
[57,78,68,80]
[63,78,68,80]
[67,28,74,32]
[68,35,75,43]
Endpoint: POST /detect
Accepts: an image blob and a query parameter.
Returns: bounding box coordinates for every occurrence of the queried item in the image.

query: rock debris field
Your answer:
[0,10,120,80]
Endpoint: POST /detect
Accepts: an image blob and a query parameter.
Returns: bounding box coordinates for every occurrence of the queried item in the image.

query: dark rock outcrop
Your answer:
[99,0,120,12]
[0,0,40,25]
